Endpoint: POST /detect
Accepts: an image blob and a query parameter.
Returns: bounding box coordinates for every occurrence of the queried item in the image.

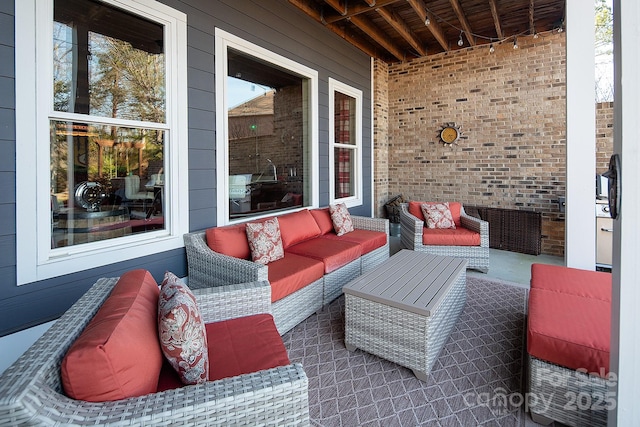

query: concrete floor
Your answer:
[389,235,565,287]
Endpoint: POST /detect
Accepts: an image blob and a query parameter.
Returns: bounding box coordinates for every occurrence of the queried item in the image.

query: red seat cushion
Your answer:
[422,227,480,246]
[286,238,362,274]
[157,314,289,390]
[206,224,250,260]
[277,209,321,249]
[61,270,163,402]
[530,263,611,301]
[267,253,325,302]
[320,230,387,254]
[527,288,611,377]
[409,201,462,227]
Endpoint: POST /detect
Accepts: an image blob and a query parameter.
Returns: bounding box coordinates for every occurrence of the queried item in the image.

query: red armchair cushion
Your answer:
[321,229,387,254]
[61,269,163,402]
[277,209,321,248]
[206,224,250,260]
[409,201,462,228]
[157,314,290,390]
[310,208,335,235]
[267,253,325,302]
[528,263,612,377]
[286,238,361,273]
[422,227,480,246]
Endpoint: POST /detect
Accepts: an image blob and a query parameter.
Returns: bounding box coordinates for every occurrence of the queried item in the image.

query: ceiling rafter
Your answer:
[407,0,450,52]
[488,0,503,39]
[288,0,566,64]
[287,0,387,60]
[323,0,403,24]
[375,6,427,57]
[349,13,406,61]
[449,0,476,46]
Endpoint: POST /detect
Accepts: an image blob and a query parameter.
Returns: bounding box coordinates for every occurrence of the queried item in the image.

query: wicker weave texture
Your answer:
[528,355,609,427]
[184,215,390,333]
[0,278,310,426]
[344,261,467,381]
[399,203,489,273]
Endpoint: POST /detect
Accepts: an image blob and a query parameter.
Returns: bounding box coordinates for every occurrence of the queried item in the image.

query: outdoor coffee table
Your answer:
[343,249,467,381]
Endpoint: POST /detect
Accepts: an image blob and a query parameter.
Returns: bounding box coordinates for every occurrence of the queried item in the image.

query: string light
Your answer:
[489,43,495,53]
[513,36,519,49]
[425,17,430,26]
[457,32,464,47]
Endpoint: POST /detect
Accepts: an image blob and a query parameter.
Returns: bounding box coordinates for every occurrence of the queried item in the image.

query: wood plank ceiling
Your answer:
[288,0,566,63]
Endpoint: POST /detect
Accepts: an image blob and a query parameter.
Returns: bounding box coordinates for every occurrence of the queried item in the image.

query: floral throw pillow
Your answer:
[329,203,355,236]
[246,217,285,264]
[158,271,209,385]
[421,202,457,229]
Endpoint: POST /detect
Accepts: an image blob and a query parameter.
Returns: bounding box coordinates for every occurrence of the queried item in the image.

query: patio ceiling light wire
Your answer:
[422,4,565,53]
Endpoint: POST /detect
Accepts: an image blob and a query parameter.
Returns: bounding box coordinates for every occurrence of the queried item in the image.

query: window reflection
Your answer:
[227,49,309,219]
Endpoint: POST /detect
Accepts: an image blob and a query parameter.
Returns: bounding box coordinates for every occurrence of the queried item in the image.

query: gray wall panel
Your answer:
[1,0,372,336]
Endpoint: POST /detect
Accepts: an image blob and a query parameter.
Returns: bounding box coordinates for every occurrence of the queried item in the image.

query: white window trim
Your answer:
[214,28,319,225]
[328,77,363,208]
[15,0,189,285]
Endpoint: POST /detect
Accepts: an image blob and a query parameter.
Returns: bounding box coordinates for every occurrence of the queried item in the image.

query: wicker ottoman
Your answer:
[343,250,467,381]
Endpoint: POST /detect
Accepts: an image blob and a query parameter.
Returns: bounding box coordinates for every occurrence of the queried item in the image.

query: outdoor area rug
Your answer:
[281,276,532,426]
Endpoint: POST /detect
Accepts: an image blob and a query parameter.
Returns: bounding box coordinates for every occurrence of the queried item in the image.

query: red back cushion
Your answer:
[61,269,162,402]
[409,201,461,227]
[206,224,250,259]
[277,209,321,248]
[310,208,335,235]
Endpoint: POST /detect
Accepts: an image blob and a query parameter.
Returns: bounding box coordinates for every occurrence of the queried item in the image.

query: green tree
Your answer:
[595,0,613,102]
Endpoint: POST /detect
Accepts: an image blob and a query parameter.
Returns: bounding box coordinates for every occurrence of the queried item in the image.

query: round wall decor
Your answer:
[438,123,462,146]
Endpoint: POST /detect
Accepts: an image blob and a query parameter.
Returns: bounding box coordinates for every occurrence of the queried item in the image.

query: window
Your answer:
[329,78,362,206]
[215,29,318,224]
[16,0,188,284]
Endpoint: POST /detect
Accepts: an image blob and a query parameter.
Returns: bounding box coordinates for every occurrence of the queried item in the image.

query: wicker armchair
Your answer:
[0,278,309,426]
[399,202,489,273]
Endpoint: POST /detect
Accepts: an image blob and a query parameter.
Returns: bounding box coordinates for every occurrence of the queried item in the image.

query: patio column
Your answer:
[565,0,596,270]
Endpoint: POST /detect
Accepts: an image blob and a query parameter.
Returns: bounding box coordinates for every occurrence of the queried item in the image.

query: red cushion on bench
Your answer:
[530,263,611,301]
[422,227,480,246]
[267,253,325,302]
[286,238,361,274]
[527,288,611,376]
[157,314,289,390]
[320,229,387,254]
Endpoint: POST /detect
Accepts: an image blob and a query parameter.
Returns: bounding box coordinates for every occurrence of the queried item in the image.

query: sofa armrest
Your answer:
[193,280,271,324]
[460,208,489,248]
[351,215,389,234]
[184,231,268,289]
[399,203,423,250]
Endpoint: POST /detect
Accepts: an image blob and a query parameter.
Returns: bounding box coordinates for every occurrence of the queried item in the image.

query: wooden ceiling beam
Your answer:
[407,0,449,52]
[323,0,402,24]
[449,0,476,46]
[288,0,388,60]
[376,6,426,57]
[324,0,346,15]
[529,0,535,35]
[349,13,406,61]
[488,0,503,39]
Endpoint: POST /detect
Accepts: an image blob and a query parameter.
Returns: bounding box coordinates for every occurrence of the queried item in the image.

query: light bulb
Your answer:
[425,17,430,26]
[558,27,563,33]
[513,37,518,49]
[489,43,495,53]
[458,36,464,47]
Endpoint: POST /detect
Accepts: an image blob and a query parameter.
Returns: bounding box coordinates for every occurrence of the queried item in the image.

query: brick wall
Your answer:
[372,31,615,257]
[373,60,390,218]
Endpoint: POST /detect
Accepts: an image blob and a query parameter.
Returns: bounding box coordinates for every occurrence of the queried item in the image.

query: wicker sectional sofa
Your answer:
[184,207,389,335]
[0,271,309,426]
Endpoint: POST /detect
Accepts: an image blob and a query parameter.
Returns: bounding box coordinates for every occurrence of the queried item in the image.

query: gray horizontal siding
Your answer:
[0,0,372,336]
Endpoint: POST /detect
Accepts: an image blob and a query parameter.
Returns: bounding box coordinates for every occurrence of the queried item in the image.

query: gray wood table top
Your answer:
[343,249,467,316]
